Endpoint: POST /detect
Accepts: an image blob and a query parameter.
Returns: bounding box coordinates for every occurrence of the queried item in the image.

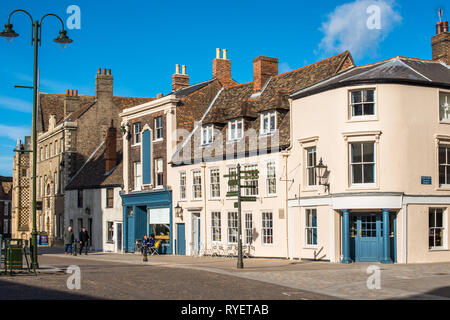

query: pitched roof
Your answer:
[38,93,155,132]
[65,140,123,190]
[172,51,354,165]
[291,57,450,99]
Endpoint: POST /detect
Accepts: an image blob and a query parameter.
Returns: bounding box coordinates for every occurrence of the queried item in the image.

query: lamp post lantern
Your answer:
[1,9,73,269]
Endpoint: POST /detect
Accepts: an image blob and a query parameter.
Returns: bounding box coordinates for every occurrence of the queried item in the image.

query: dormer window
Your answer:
[440,92,450,122]
[349,89,375,119]
[202,125,214,146]
[228,119,243,141]
[261,111,276,135]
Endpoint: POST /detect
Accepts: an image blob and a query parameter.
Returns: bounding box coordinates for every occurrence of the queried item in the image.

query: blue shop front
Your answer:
[120,188,173,254]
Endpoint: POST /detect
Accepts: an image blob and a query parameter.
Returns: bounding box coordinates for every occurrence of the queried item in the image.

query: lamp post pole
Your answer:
[1,10,73,270]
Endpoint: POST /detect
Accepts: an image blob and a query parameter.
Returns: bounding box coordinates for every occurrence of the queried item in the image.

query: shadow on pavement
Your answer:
[0,278,99,300]
[387,286,450,300]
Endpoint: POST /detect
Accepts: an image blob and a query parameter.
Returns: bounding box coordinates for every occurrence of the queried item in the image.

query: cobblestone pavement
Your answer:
[40,249,450,300]
[0,254,333,300]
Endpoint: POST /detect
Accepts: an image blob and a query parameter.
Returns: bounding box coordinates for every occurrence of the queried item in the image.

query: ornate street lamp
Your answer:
[1,9,73,270]
[314,157,330,192]
[174,203,183,218]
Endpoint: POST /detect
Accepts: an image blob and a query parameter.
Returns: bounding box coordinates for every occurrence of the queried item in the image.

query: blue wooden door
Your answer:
[127,215,135,252]
[355,214,380,262]
[177,223,186,255]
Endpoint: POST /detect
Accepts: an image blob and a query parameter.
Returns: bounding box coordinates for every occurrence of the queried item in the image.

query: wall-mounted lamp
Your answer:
[314,157,330,192]
[174,202,183,218]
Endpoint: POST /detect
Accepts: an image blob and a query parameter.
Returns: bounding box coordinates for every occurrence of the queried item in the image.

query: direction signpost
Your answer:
[224,164,258,269]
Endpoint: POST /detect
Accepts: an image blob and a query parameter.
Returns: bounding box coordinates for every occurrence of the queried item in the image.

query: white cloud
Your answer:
[0,95,32,113]
[0,156,13,176]
[279,62,293,74]
[318,0,402,59]
[0,124,30,141]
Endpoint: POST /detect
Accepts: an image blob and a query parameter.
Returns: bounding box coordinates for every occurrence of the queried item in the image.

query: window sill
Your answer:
[346,184,379,191]
[259,131,277,137]
[226,138,243,144]
[428,247,448,252]
[439,121,450,125]
[131,143,141,148]
[265,194,277,198]
[436,186,450,191]
[153,138,163,143]
[303,245,318,250]
[191,198,203,202]
[347,116,378,123]
[208,198,221,201]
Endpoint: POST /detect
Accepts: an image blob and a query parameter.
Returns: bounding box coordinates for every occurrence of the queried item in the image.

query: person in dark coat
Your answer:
[79,227,90,255]
[63,227,74,255]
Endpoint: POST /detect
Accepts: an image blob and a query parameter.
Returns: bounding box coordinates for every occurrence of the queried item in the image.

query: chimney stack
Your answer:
[432,10,450,65]
[105,120,117,172]
[172,64,190,91]
[213,48,234,87]
[96,68,114,100]
[252,56,278,93]
[64,88,80,116]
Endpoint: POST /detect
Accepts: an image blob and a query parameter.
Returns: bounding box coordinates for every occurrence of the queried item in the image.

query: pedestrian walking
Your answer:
[63,226,74,255]
[79,227,90,255]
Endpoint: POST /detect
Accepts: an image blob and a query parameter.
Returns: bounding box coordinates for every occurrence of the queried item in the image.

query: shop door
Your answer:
[177,223,186,255]
[354,213,381,262]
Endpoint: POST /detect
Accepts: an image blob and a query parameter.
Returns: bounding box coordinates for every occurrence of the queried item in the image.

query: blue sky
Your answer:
[0,0,447,176]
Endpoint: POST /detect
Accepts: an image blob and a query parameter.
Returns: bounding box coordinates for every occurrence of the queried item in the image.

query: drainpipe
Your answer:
[201,162,207,254]
[281,97,295,260]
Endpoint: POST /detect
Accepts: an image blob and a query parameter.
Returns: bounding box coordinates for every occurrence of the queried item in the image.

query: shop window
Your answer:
[107,221,114,243]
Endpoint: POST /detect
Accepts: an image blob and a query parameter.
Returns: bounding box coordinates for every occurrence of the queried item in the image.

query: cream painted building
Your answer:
[287,56,450,264]
[169,51,355,257]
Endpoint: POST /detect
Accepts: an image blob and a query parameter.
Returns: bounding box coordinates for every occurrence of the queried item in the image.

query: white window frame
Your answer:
[154,116,163,141]
[134,161,142,190]
[266,161,277,196]
[227,211,238,244]
[211,211,222,242]
[243,164,258,196]
[201,125,214,146]
[261,211,273,245]
[349,141,376,187]
[226,166,238,198]
[305,147,317,188]
[429,208,447,250]
[133,122,142,145]
[192,170,202,200]
[439,91,450,123]
[349,88,376,120]
[209,168,220,199]
[245,212,253,245]
[305,208,318,247]
[179,171,186,200]
[155,158,164,188]
[260,111,277,135]
[228,118,243,141]
[439,145,450,187]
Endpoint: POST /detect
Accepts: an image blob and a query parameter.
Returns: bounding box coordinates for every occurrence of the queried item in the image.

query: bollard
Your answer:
[143,244,148,262]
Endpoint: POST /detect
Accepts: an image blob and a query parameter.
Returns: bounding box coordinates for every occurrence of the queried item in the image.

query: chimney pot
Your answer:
[66,89,70,95]
[107,69,111,76]
[253,56,278,93]
[223,49,228,60]
[75,90,78,96]
[70,89,74,96]
[98,68,101,74]
[103,69,106,75]
[432,19,450,64]
[175,64,180,74]
[182,65,186,75]
[216,48,220,59]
